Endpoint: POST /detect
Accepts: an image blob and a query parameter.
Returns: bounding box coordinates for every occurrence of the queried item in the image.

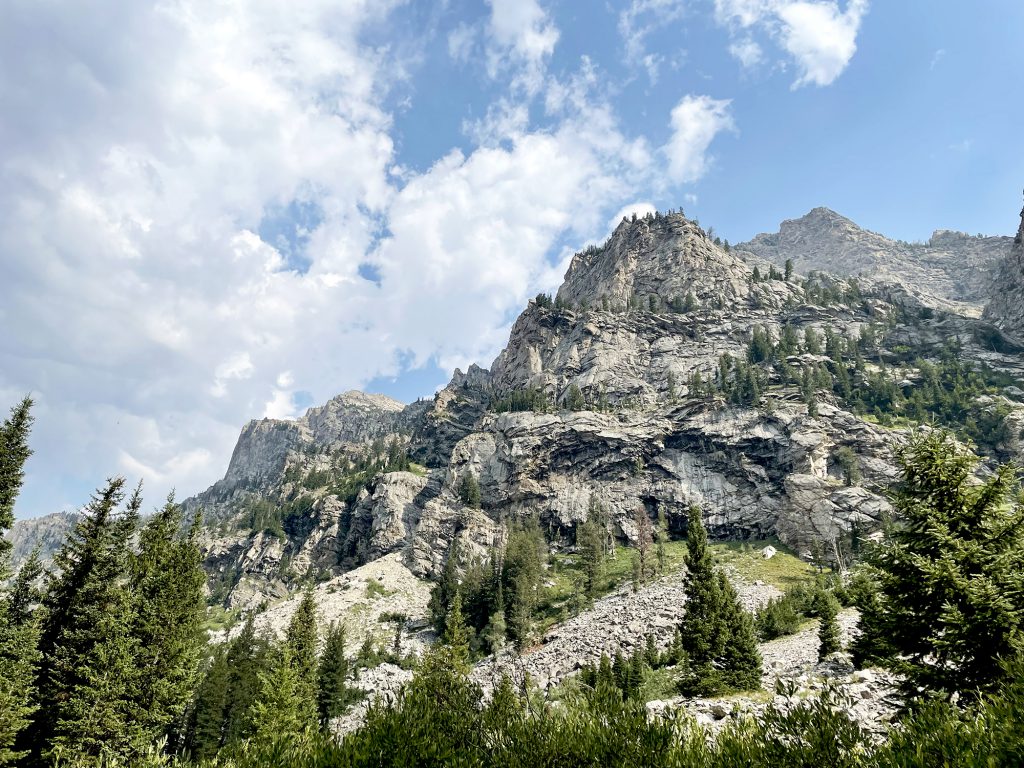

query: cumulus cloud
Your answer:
[776,0,869,88]
[664,96,736,184]
[485,0,560,93]
[713,0,869,87]
[0,1,666,517]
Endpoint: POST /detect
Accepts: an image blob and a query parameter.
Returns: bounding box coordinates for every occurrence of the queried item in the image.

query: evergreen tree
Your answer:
[286,588,320,729]
[656,506,668,574]
[186,646,231,761]
[7,547,43,626]
[428,540,460,634]
[564,383,586,411]
[221,616,271,746]
[816,590,842,660]
[853,431,1024,695]
[678,507,761,696]
[129,495,206,746]
[577,517,606,598]
[683,291,697,313]
[804,327,822,355]
[442,591,471,671]
[33,478,144,765]
[784,258,794,281]
[0,397,38,766]
[248,644,314,751]
[717,572,762,691]
[317,621,354,726]
[458,473,482,508]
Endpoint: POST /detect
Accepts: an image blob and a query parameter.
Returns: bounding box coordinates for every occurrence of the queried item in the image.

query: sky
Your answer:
[2,0,1023,519]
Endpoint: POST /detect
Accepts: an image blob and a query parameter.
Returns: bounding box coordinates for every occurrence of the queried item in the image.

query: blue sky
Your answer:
[2,0,1022,518]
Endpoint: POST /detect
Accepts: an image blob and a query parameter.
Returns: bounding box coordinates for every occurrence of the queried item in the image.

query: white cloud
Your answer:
[713,0,869,87]
[485,0,559,93]
[664,95,736,184]
[0,2,668,518]
[618,0,687,82]
[776,0,869,88]
[729,37,765,68]
[448,22,478,62]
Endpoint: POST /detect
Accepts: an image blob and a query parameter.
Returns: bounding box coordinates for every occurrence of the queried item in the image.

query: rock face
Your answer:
[737,207,1012,316]
[983,201,1024,344]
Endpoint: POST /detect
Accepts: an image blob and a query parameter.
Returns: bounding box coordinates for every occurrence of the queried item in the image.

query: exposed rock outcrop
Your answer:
[983,200,1024,344]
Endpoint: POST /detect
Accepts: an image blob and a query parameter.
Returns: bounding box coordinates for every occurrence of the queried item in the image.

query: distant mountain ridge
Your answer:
[737,207,1012,316]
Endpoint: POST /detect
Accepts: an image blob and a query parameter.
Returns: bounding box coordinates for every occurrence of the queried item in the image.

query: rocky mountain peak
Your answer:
[555,210,752,310]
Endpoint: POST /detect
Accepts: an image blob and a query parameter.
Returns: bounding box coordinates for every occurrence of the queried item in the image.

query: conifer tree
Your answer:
[7,547,42,626]
[458,473,482,508]
[222,616,271,746]
[0,397,38,766]
[129,495,206,745]
[248,645,314,750]
[317,621,353,726]
[633,506,654,586]
[33,479,144,765]
[442,591,471,671]
[186,646,231,761]
[429,540,461,634]
[853,431,1024,695]
[816,590,842,660]
[716,572,762,691]
[286,588,319,729]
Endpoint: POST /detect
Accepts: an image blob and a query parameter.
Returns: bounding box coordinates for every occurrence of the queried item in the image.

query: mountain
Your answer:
[736,207,1012,316]
[10,205,1024,616]
[983,199,1024,343]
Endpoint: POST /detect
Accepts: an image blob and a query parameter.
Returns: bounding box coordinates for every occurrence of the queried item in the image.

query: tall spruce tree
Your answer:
[816,590,842,661]
[0,397,39,766]
[7,547,43,626]
[221,616,271,747]
[853,430,1024,695]
[186,646,231,761]
[129,495,206,746]
[317,622,353,726]
[248,644,314,750]
[36,480,145,764]
[678,507,761,696]
[286,588,319,729]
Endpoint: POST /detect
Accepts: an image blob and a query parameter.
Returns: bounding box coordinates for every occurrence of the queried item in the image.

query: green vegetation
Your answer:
[853,430,1024,695]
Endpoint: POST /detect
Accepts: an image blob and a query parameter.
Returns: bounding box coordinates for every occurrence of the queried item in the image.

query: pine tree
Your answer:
[248,644,314,750]
[186,646,231,761]
[221,616,270,746]
[784,258,794,281]
[429,540,461,634]
[286,588,319,729]
[7,547,43,626]
[577,517,606,598]
[458,473,481,508]
[0,397,38,766]
[656,506,668,574]
[129,495,206,746]
[679,507,723,668]
[442,591,471,671]
[816,590,842,661]
[853,431,1024,695]
[33,479,145,765]
[717,572,763,691]
[317,621,353,726]
[564,383,585,411]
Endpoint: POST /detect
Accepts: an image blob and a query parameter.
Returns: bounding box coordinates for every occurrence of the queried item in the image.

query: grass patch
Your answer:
[364,578,392,599]
[408,462,429,477]
[202,605,240,634]
[535,538,817,634]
